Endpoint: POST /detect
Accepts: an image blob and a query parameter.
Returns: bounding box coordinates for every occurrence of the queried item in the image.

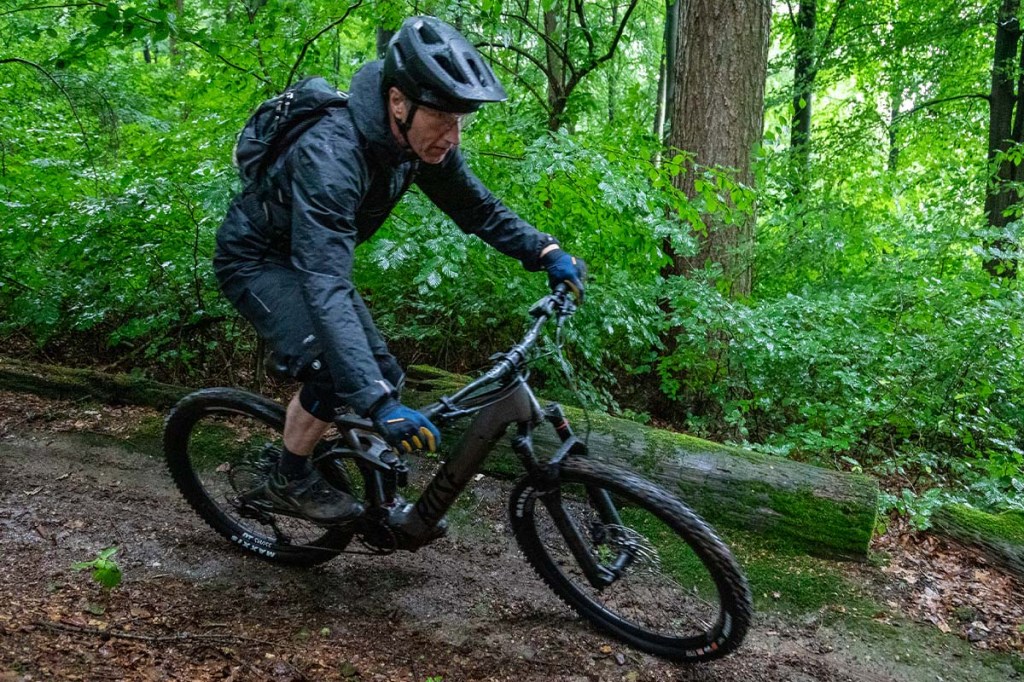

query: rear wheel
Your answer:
[164,388,352,566]
[510,456,752,662]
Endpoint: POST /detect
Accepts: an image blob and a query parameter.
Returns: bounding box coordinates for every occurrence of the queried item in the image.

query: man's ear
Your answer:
[388,87,405,118]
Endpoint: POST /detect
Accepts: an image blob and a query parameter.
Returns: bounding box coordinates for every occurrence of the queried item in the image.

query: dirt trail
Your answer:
[1,421,1022,681]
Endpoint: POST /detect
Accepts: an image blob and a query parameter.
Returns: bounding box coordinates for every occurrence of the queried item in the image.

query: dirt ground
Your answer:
[1,392,1022,682]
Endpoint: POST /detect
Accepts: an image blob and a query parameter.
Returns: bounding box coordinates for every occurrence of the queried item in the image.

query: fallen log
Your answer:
[931,504,1024,581]
[0,358,879,560]
[0,357,189,408]
[405,366,878,560]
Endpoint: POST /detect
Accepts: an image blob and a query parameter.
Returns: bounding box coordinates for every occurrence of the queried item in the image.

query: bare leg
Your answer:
[269,390,363,522]
[282,391,331,456]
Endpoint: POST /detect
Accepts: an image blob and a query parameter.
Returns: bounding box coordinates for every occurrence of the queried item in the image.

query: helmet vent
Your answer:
[416,21,444,45]
[433,54,469,85]
[465,55,488,85]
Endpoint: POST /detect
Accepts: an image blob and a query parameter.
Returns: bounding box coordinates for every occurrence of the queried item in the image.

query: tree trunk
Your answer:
[0,358,878,560]
[607,2,619,123]
[376,28,394,61]
[169,0,184,58]
[0,358,189,409]
[984,0,1023,278]
[543,7,567,131]
[790,0,816,187]
[932,505,1024,580]
[654,50,667,148]
[654,0,680,160]
[666,0,771,297]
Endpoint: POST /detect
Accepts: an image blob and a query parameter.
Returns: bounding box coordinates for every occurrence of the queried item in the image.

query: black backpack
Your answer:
[233,76,349,194]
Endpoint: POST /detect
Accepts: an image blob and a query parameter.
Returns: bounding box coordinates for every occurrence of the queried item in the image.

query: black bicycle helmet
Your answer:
[383,16,507,114]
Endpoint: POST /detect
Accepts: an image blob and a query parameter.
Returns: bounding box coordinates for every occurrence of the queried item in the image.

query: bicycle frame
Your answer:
[322,290,625,579]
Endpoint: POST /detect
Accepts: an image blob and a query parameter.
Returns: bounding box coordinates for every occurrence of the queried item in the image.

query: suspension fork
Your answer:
[511,404,627,588]
[541,403,623,528]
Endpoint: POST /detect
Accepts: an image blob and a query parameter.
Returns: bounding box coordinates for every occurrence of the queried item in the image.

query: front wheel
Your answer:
[164,388,353,567]
[509,457,752,662]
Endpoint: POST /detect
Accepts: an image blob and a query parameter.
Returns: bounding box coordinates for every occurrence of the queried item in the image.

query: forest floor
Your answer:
[1,390,1023,682]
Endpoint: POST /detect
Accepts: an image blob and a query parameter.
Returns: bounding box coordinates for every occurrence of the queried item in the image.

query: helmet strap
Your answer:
[394,100,418,149]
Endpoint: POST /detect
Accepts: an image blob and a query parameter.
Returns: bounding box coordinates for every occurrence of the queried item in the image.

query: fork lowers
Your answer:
[509,455,752,662]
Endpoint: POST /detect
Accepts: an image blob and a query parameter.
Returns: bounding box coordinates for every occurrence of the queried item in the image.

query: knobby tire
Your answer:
[510,456,752,662]
[164,388,351,567]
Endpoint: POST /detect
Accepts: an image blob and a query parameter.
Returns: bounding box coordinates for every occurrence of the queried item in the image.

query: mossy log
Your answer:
[0,357,189,408]
[0,359,879,560]
[931,504,1024,580]
[405,365,878,560]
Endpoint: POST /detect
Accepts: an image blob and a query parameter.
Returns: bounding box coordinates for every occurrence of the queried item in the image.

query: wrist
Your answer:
[368,397,399,420]
[539,243,561,259]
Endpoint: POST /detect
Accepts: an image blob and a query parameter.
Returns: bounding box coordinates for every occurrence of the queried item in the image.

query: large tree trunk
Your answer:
[666,0,771,297]
[984,0,1023,278]
[0,358,878,560]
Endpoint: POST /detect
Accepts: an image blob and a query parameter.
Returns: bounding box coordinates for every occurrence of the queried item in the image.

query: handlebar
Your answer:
[421,286,576,423]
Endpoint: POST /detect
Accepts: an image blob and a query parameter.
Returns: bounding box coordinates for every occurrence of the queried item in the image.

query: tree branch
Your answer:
[476,149,527,161]
[285,1,362,87]
[567,0,641,92]
[0,58,98,190]
[478,41,550,79]
[892,93,991,124]
[503,12,572,69]
[34,620,273,646]
[573,0,595,57]
[818,0,849,64]
[0,273,35,293]
[486,56,549,113]
[786,0,797,28]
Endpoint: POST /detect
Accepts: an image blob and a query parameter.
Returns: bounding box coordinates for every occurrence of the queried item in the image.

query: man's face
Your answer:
[389,89,472,164]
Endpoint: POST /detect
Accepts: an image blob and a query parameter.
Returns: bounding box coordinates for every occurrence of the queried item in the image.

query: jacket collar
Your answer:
[349,61,418,167]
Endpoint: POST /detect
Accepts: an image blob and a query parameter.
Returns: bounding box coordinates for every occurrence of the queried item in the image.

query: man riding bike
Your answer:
[213,16,585,524]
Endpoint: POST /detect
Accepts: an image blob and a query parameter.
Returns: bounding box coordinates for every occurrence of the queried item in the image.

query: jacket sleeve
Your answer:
[415,150,556,271]
[286,129,395,416]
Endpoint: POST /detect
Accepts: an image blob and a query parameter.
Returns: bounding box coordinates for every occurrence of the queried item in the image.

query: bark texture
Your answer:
[984,0,1023,278]
[932,505,1024,580]
[667,0,771,296]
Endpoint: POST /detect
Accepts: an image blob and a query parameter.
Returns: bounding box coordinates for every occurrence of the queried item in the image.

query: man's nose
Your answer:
[443,124,461,146]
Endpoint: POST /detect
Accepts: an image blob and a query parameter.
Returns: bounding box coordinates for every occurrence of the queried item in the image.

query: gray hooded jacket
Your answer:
[214,61,554,416]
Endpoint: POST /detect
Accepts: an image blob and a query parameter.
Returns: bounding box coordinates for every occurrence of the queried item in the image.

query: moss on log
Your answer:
[1,358,878,560]
[406,365,878,560]
[931,504,1024,580]
[0,358,188,408]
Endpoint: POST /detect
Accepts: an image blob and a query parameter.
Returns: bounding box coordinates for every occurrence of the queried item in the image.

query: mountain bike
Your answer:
[163,288,753,662]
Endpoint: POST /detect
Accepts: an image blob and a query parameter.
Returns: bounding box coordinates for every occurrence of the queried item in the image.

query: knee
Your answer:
[297,362,344,422]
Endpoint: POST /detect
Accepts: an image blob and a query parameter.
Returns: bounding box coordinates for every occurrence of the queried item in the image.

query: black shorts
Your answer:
[215,259,403,420]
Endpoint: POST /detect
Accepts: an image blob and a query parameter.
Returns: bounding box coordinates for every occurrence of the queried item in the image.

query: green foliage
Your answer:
[72,546,123,589]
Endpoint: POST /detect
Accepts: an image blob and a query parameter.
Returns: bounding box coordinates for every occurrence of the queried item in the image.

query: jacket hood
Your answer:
[349,60,416,167]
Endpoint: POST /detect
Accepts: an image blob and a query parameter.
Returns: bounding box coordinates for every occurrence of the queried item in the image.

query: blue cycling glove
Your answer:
[372,400,441,453]
[540,247,587,302]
